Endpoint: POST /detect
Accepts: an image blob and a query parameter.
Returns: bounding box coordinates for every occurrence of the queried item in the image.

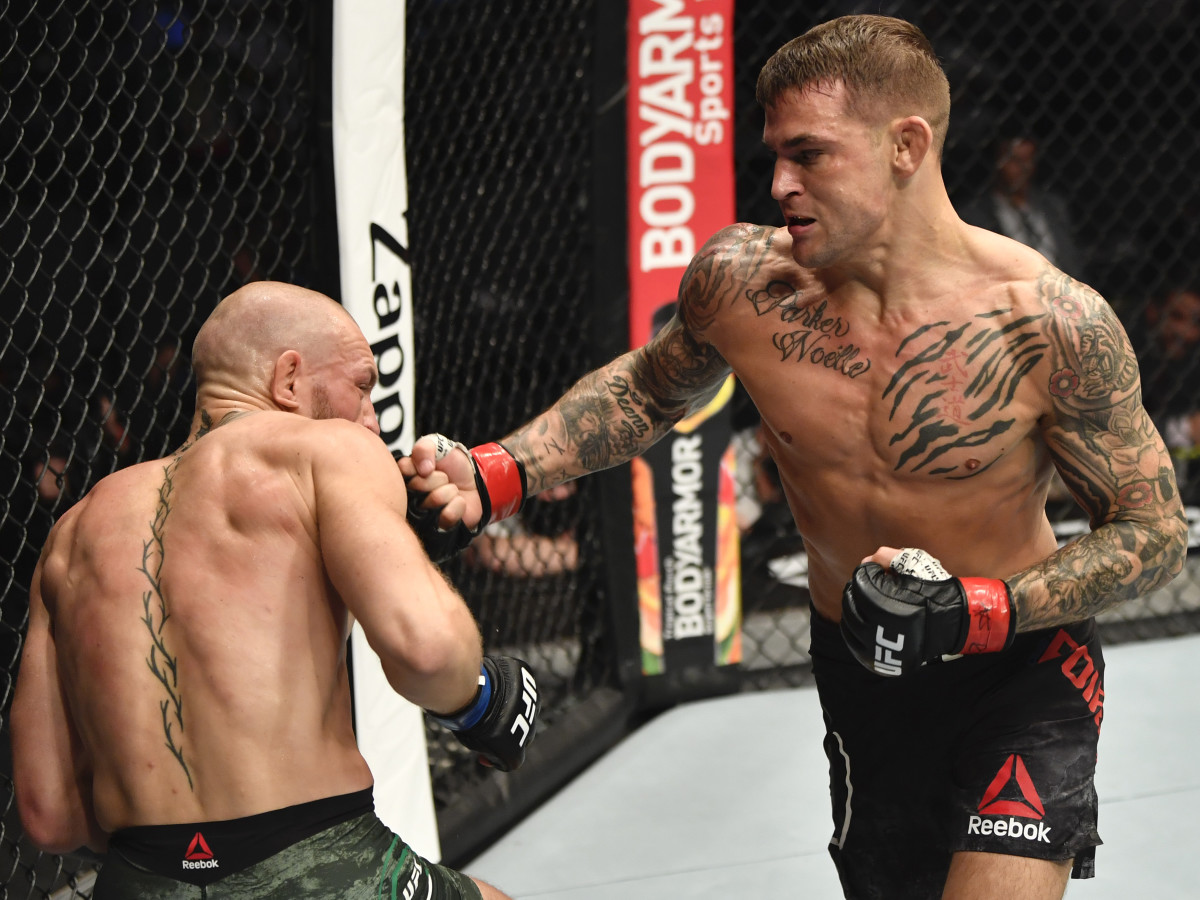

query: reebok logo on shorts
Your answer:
[182,831,220,871]
[966,755,1052,843]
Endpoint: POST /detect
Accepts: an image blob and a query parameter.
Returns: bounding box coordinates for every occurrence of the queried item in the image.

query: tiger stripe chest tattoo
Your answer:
[736,276,1049,480]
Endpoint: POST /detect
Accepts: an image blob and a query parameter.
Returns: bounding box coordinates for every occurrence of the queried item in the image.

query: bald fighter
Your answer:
[11,282,532,899]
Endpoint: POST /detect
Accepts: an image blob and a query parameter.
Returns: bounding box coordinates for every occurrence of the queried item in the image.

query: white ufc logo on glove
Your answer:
[874,626,905,676]
[509,666,538,746]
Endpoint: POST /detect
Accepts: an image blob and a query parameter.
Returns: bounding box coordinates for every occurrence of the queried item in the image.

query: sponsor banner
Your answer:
[627,0,735,347]
[628,0,739,679]
[634,379,742,676]
[332,0,439,861]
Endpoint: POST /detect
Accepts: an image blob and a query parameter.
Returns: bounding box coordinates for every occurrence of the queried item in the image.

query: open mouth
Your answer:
[787,215,815,227]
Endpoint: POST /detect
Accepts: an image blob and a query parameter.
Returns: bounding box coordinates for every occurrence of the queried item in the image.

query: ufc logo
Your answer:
[509,665,538,746]
[402,863,424,900]
[874,627,904,676]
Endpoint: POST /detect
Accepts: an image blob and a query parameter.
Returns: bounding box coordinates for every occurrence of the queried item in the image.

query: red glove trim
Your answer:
[470,443,525,522]
[958,578,1015,654]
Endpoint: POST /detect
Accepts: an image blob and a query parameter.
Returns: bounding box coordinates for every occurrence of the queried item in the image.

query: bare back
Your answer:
[35,412,372,832]
[684,223,1120,617]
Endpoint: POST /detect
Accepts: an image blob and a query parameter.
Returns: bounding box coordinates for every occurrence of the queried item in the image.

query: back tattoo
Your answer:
[135,409,220,790]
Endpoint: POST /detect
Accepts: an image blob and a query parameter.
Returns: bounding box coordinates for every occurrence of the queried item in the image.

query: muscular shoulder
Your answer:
[191,412,384,468]
[277,417,405,507]
[1025,266,1139,407]
[971,236,1137,411]
[677,223,792,334]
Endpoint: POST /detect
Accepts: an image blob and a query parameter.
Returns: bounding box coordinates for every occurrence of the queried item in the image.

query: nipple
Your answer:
[965,458,980,471]
[780,431,793,444]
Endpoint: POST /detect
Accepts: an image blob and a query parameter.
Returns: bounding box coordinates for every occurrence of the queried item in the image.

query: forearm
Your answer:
[375,596,483,715]
[1008,512,1188,630]
[502,350,700,494]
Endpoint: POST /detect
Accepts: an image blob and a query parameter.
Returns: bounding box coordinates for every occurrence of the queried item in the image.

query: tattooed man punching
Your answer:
[11,282,532,900]
[404,15,1186,900]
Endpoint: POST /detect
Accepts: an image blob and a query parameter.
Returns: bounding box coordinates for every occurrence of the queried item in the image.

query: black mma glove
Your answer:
[401,486,478,563]
[840,548,1016,677]
[399,436,529,563]
[428,656,538,772]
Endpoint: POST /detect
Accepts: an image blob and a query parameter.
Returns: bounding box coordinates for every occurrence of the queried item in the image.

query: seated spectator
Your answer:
[960,133,1086,279]
[1133,281,1200,504]
[466,482,580,577]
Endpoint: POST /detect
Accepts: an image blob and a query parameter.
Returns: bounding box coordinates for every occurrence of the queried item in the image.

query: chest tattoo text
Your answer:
[747,281,872,379]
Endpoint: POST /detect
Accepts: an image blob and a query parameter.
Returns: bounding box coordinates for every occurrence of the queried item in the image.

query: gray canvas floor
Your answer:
[468,634,1200,899]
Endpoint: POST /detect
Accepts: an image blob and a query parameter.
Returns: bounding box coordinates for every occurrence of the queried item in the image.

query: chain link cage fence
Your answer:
[403,0,631,867]
[2,1,1199,897]
[1,1,327,896]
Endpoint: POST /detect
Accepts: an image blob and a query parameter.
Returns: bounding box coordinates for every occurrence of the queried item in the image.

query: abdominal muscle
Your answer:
[772,449,1061,623]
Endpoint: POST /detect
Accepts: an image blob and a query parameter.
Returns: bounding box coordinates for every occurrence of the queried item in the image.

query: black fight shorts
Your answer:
[811,608,1104,900]
[97,789,483,900]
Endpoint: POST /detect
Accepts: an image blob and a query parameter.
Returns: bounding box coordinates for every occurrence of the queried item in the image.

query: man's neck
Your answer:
[176,407,256,455]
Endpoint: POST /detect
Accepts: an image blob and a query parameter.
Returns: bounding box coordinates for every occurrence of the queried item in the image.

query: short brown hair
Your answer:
[756,15,951,155]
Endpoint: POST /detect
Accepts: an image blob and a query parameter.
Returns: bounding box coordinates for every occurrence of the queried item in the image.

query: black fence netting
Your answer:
[0,1,327,896]
[2,0,1200,897]
[403,0,633,867]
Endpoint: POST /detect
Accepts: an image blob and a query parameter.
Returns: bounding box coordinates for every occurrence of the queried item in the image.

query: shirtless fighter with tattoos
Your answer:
[403,15,1187,900]
[11,282,532,899]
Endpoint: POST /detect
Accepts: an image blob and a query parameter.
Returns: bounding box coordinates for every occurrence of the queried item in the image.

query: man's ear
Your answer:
[270,350,303,411]
[892,115,933,178]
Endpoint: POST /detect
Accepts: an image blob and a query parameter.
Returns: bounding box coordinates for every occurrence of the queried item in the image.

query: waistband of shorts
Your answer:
[107,787,375,886]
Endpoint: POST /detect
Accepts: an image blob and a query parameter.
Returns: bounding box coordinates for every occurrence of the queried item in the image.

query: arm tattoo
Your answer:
[505,227,753,493]
[138,456,192,790]
[1009,270,1187,628]
[679,222,774,333]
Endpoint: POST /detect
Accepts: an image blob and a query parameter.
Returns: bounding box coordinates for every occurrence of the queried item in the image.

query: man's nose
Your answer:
[363,404,381,436]
[771,160,803,201]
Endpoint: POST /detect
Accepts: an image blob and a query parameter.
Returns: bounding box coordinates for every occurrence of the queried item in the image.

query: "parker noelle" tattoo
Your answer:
[138,456,192,789]
[746,281,872,378]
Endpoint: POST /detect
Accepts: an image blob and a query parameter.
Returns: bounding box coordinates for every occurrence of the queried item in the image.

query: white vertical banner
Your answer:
[332,0,440,861]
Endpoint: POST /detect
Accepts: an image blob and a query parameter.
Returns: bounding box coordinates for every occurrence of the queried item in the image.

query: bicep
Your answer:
[635,314,730,416]
[312,428,478,662]
[637,224,771,412]
[1039,276,1178,525]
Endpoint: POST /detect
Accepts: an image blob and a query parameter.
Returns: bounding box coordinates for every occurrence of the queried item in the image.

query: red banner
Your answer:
[627,0,739,685]
[627,0,736,348]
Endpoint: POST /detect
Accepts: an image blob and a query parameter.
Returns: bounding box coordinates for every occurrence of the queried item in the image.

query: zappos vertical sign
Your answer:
[333,3,415,453]
[331,0,433,861]
[363,222,413,447]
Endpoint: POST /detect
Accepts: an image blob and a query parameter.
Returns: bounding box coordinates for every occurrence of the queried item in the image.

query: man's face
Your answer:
[996,139,1037,196]
[307,323,381,434]
[763,82,892,269]
[1159,289,1200,358]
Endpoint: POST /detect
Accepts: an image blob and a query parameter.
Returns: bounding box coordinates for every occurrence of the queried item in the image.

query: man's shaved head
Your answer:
[192,282,356,392]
